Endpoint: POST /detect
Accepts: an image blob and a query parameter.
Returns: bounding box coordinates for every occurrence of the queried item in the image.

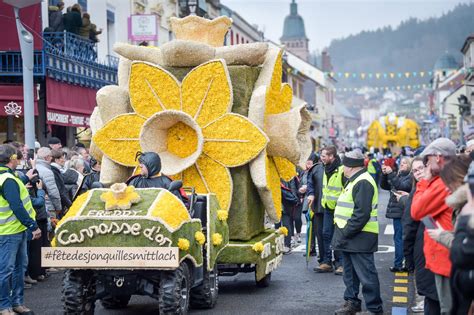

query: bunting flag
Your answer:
[332,83,434,93]
[325,68,466,80]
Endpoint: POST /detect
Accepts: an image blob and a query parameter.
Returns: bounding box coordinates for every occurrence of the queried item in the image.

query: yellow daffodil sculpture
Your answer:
[93,59,268,211]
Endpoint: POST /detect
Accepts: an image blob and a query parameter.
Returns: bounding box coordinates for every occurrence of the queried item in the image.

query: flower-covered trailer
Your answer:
[44,15,311,314]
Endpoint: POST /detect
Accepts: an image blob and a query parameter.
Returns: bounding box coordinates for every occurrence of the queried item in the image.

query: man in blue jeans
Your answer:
[309,146,346,275]
[0,145,41,315]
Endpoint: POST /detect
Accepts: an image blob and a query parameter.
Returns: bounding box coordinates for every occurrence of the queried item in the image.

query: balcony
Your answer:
[0,31,117,88]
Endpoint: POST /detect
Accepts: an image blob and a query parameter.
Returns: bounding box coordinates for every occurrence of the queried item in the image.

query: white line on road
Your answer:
[384,224,394,235]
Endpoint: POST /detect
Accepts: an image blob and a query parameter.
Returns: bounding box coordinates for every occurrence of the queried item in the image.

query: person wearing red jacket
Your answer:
[411,138,456,315]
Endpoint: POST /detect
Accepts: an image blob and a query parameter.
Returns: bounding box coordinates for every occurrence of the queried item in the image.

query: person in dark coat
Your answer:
[48,2,64,32]
[399,157,440,314]
[303,153,325,260]
[279,178,300,254]
[333,150,383,315]
[127,152,182,201]
[380,156,413,272]
[63,4,82,35]
[50,150,72,215]
[82,157,101,191]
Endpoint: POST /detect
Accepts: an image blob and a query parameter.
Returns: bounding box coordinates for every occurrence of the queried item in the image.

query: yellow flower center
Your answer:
[167,122,199,158]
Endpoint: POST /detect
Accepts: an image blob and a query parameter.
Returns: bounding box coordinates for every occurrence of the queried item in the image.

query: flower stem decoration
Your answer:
[278,226,289,236]
[100,183,141,211]
[252,242,264,253]
[194,231,206,245]
[217,210,228,221]
[178,238,190,251]
[92,59,269,211]
[212,233,223,246]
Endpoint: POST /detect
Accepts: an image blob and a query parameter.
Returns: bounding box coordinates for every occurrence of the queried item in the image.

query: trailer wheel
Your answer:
[190,265,219,309]
[62,269,96,315]
[158,262,191,314]
[100,295,131,309]
[255,272,271,288]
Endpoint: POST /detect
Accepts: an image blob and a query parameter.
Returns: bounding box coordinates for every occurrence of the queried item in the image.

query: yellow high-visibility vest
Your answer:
[334,171,379,234]
[321,166,344,210]
[0,170,35,235]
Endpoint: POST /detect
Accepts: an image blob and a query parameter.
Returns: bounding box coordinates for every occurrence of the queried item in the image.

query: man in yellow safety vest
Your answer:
[0,145,41,315]
[333,150,383,315]
[309,145,346,275]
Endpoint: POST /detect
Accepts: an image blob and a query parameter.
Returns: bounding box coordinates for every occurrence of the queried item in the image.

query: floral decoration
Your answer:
[278,226,288,236]
[252,242,264,253]
[249,49,301,222]
[150,190,190,230]
[217,210,228,221]
[178,238,190,251]
[100,184,141,211]
[93,59,268,211]
[212,233,223,246]
[194,231,206,245]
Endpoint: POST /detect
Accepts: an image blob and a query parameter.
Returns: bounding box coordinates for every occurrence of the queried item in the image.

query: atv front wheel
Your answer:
[190,265,218,309]
[62,269,96,314]
[158,262,191,314]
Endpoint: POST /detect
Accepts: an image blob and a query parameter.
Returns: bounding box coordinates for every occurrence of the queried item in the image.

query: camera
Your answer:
[29,169,40,187]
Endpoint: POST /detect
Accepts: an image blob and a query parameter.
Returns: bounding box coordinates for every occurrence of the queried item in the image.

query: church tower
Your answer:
[280,0,309,61]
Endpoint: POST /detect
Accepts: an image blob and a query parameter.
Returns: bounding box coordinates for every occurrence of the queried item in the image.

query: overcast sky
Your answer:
[220,0,472,52]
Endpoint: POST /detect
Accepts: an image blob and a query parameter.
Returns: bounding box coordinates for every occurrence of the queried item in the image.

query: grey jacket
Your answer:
[35,159,62,211]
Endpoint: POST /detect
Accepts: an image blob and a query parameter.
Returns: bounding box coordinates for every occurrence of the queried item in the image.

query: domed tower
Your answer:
[433,51,459,81]
[280,0,309,61]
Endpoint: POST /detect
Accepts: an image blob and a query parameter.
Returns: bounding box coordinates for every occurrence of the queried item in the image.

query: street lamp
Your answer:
[3,0,41,152]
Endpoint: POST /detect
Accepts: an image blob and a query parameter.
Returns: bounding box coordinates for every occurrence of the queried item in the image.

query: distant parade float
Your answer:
[42,14,311,314]
[366,113,420,150]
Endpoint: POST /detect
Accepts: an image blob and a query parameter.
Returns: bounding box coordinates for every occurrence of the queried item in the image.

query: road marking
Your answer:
[377,245,395,253]
[394,286,408,293]
[392,306,408,315]
[384,224,394,235]
[393,296,408,303]
[395,272,408,277]
[394,279,408,284]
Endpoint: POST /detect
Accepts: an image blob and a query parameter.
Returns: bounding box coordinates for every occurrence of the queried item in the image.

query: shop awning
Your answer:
[46,78,97,128]
[0,85,39,116]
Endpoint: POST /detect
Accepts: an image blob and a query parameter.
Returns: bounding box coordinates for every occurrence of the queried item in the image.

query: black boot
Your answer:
[334,300,362,315]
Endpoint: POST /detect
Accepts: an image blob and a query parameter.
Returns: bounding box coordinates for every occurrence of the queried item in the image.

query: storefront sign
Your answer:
[42,247,179,268]
[4,102,22,116]
[129,14,157,41]
[47,110,90,128]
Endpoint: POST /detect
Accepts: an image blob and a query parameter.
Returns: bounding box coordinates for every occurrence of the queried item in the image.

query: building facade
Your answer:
[280,0,309,62]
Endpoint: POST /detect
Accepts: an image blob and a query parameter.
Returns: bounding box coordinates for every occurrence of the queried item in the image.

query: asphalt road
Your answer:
[24,190,416,315]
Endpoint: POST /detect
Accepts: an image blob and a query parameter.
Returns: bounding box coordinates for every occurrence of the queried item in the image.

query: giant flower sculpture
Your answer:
[249,49,312,222]
[93,59,268,211]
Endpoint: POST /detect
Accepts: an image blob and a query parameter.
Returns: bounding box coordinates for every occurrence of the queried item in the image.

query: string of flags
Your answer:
[324,68,466,80]
[333,83,433,93]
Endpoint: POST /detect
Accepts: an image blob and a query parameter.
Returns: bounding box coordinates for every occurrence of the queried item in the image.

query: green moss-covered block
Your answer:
[217,229,285,281]
[206,194,229,271]
[228,165,265,240]
[55,218,203,267]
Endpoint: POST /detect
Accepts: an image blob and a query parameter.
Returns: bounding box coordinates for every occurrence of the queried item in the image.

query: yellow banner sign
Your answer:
[42,247,179,269]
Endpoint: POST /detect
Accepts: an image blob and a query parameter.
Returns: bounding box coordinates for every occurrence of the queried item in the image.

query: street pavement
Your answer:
[25,190,416,314]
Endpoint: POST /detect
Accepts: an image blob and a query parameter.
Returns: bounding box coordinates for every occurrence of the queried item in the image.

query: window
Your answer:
[230,30,234,45]
[236,34,239,45]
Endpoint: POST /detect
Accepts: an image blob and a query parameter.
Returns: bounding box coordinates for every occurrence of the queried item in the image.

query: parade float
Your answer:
[366,112,420,150]
[43,15,311,314]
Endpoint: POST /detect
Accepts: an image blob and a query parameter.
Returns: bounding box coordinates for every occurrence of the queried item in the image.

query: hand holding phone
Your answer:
[421,215,437,230]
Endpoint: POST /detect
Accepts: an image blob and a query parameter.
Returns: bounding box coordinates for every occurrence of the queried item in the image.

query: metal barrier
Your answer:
[0,51,45,76]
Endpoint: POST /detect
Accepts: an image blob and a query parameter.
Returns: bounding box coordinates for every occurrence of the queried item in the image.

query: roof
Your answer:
[434,52,459,71]
[268,41,327,88]
[280,0,308,41]
[461,34,474,53]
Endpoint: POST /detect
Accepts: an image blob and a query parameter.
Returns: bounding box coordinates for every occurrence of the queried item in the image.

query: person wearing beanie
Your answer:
[47,137,62,151]
[333,150,383,315]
